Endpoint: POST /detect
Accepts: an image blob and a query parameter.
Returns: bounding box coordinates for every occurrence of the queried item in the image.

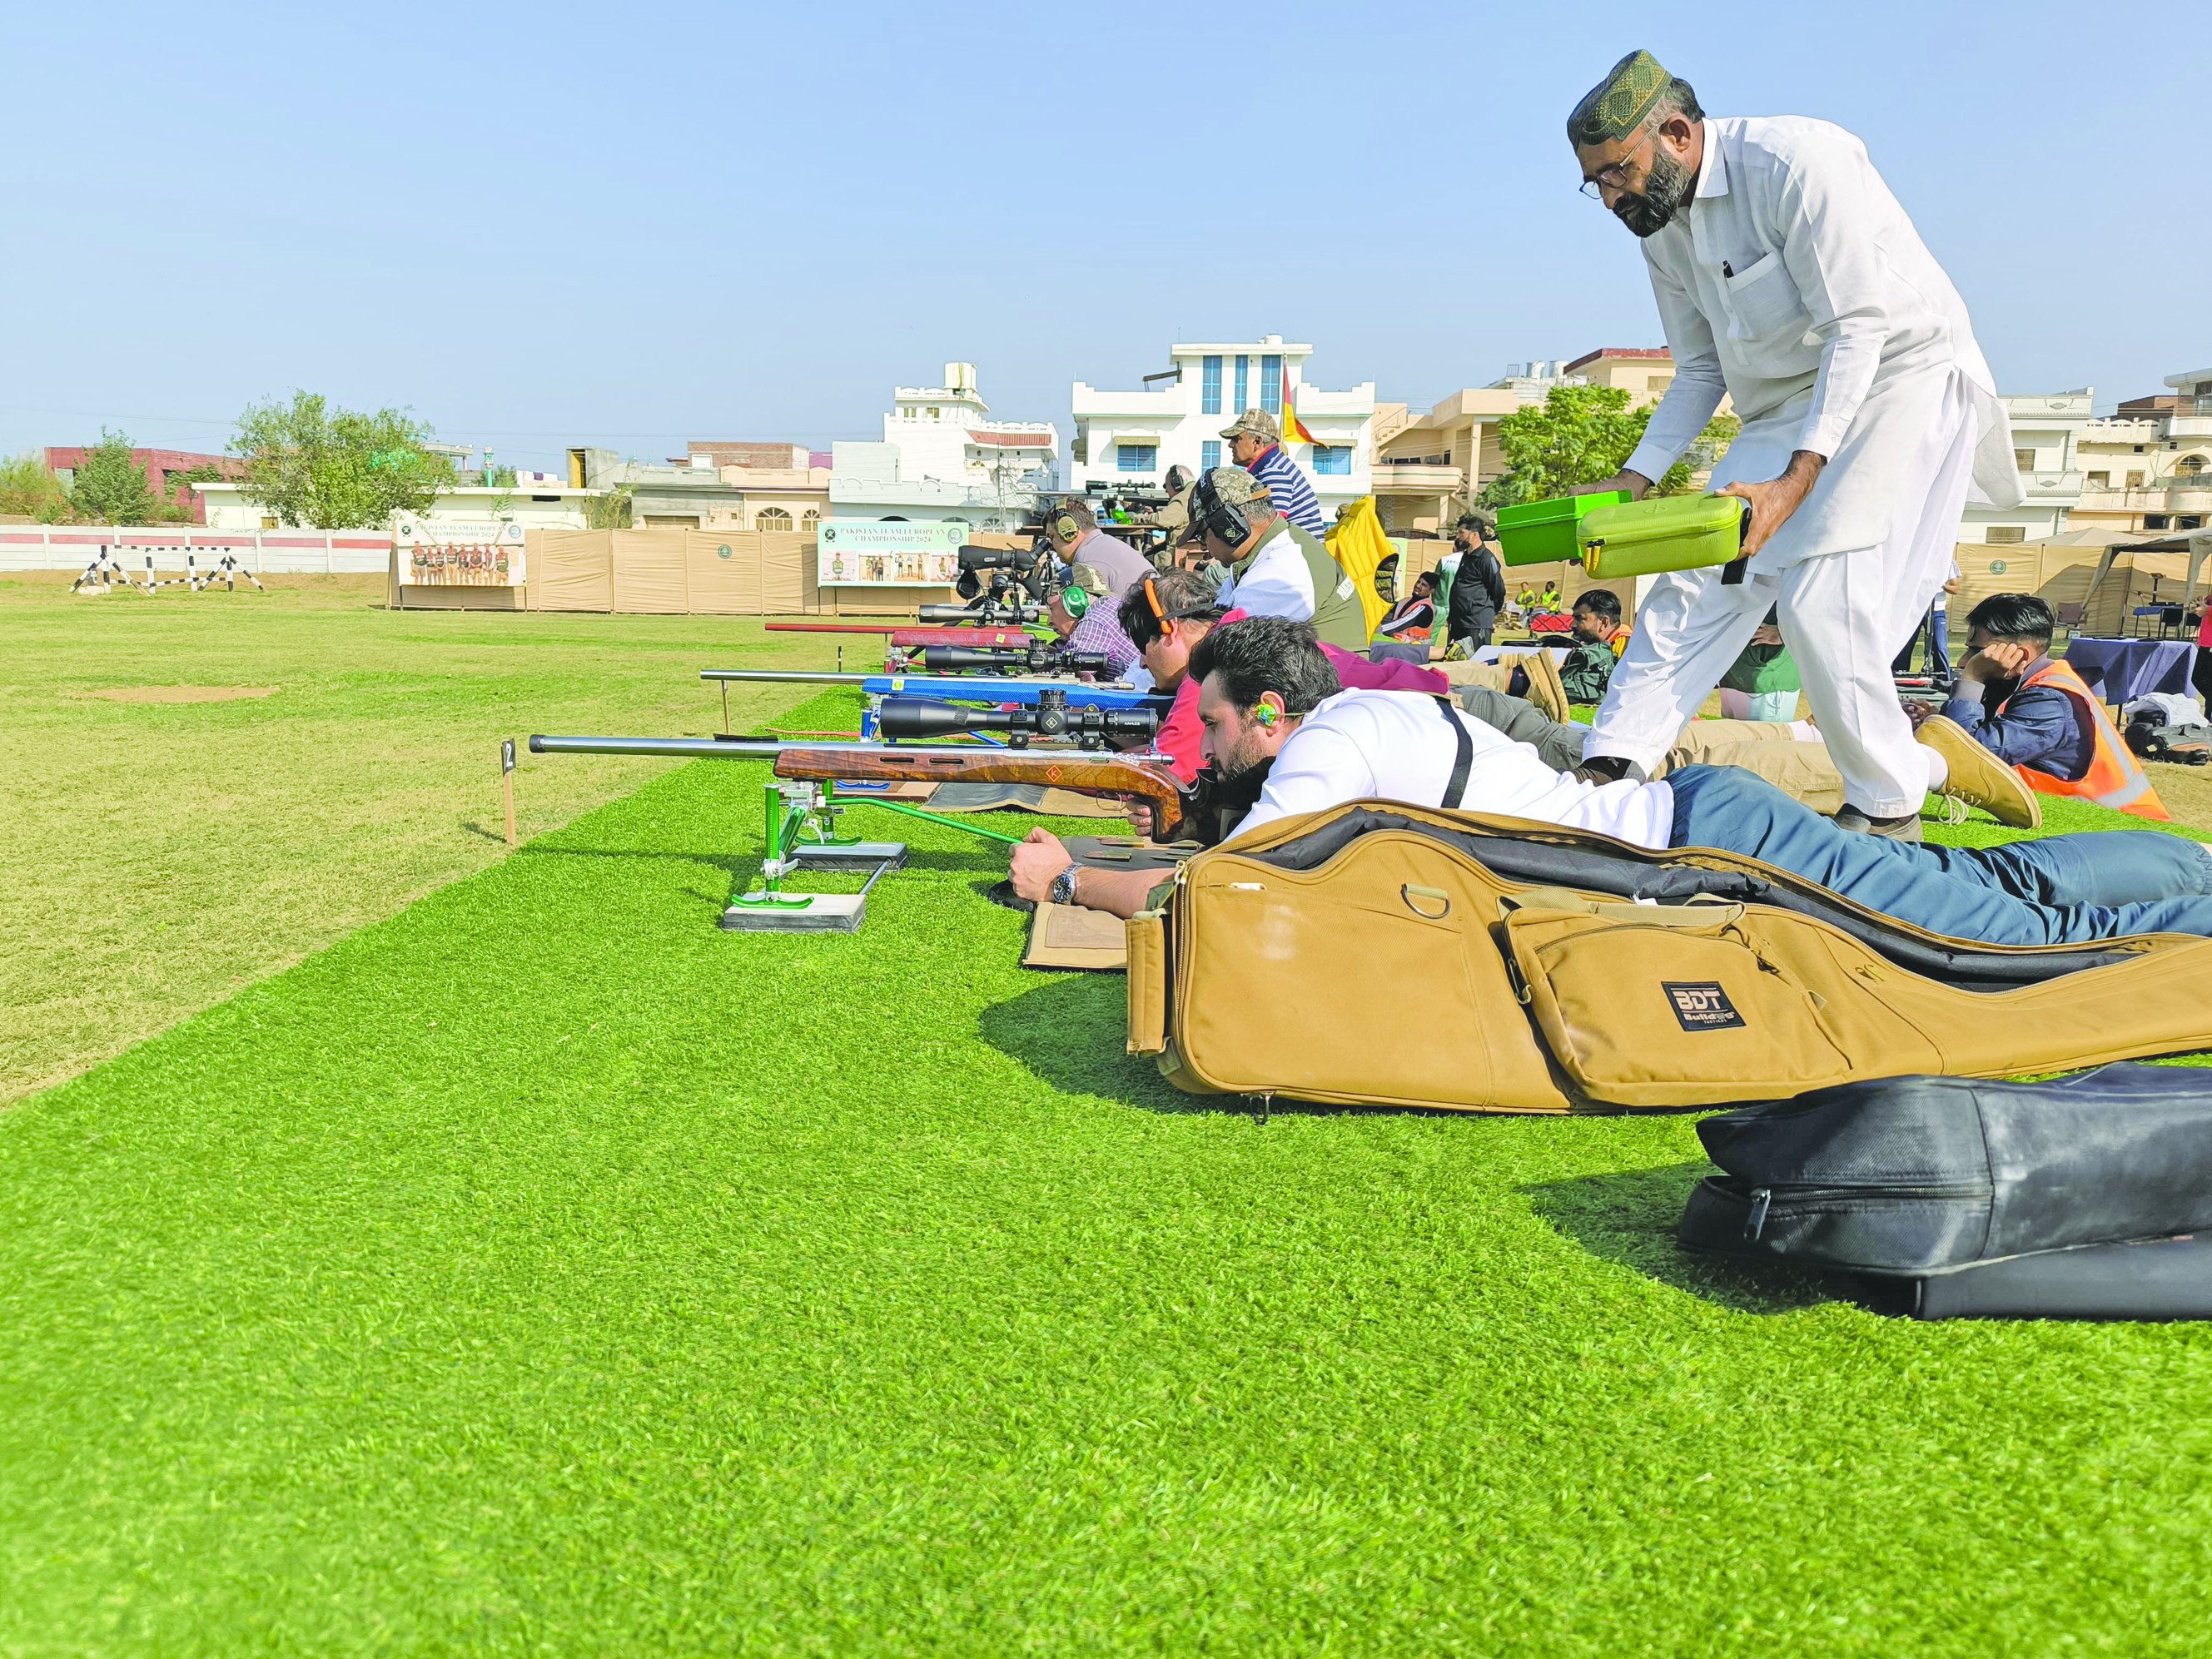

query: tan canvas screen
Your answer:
[685,531,764,613]
[528,531,614,611]
[610,529,691,613]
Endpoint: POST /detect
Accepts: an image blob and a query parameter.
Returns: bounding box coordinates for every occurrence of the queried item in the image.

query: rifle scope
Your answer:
[918,645,1108,676]
[876,688,1161,751]
[916,600,1044,624]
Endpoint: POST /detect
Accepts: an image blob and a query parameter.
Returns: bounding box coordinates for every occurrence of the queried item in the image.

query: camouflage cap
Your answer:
[1566,49,1673,148]
[1199,466,1265,509]
[1218,407,1280,442]
[1065,562,1114,597]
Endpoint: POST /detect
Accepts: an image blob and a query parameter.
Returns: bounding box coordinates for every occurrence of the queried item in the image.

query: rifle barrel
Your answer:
[528,733,1163,766]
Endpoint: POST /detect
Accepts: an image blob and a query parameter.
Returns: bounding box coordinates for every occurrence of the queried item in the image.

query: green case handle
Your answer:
[1719,495,1753,587]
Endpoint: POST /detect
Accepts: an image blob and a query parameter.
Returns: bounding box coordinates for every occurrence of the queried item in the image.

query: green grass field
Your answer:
[6,576,2212,1653]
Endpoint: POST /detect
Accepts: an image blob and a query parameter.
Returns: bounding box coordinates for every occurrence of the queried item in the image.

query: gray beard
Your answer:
[1614,147,1693,238]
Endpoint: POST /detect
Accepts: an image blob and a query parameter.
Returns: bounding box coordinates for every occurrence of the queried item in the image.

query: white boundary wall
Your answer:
[0,526,390,574]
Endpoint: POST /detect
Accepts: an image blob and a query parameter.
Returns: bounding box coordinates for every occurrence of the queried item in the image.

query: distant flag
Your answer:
[1280,395,1316,446]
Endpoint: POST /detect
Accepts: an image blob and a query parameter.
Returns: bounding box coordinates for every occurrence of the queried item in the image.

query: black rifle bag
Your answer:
[1680,1065,2212,1279]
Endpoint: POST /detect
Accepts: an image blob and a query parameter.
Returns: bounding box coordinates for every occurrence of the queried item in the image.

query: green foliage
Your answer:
[231,392,455,529]
[0,453,73,523]
[66,429,158,524]
[584,482,634,529]
[1477,385,1738,507]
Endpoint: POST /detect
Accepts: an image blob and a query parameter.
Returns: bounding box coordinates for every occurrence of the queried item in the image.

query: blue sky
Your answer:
[2,1,2200,472]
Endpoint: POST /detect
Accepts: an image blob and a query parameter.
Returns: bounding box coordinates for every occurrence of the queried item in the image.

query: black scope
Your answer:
[916,601,1044,624]
[876,689,1161,751]
[919,645,1108,676]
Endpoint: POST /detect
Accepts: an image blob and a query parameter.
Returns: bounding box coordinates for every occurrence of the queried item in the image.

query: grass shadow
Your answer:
[1523,1162,1839,1314]
[975,976,1514,1122]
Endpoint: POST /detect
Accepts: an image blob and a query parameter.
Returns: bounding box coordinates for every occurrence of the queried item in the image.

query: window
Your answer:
[2127,471,2146,489]
[2145,514,2170,530]
[2014,449,2036,472]
[1985,525,2026,544]
[1200,355,1223,416]
[2087,471,2110,487]
[799,509,820,534]
[1647,376,1673,396]
[1311,445,1352,476]
[2178,456,2207,475]
[755,507,793,531]
[1116,444,1158,473]
[2179,516,2204,530]
[1200,440,1221,473]
[1233,355,1249,415]
[1260,354,1283,415]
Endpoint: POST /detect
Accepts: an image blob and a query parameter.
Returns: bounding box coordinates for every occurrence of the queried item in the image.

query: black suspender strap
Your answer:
[1434,694,1474,811]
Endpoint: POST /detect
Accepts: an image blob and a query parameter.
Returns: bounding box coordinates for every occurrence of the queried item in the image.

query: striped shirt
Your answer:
[1244,444,1327,535]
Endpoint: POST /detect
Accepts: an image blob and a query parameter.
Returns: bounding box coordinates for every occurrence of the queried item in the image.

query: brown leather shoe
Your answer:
[1833,806,1926,842]
[1915,713,2042,830]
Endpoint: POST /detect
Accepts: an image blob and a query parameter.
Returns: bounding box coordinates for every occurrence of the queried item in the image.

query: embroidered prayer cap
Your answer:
[1566,49,1673,148]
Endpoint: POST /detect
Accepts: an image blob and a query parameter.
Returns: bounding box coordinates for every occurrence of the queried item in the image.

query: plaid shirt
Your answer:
[1068,602,1141,681]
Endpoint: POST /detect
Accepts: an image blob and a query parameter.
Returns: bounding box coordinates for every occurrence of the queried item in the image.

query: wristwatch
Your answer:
[1048,864,1081,906]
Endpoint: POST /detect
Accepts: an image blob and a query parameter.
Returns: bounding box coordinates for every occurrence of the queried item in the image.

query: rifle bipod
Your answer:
[725,780,907,934]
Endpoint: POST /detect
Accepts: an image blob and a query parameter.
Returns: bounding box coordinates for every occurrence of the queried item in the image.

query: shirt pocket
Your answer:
[1720,251,1812,345]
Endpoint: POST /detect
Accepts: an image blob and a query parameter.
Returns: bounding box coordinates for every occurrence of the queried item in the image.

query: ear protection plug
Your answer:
[1256,705,1278,726]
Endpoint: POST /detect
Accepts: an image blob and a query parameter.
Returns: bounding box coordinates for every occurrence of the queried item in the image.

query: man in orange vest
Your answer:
[1918,593,2170,821]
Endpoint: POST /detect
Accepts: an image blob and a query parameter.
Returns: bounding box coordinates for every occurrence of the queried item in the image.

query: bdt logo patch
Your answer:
[1663,981,1746,1031]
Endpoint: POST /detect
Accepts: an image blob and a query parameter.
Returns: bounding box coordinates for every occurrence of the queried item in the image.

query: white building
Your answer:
[1489,359,1589,405]
[195,480,597,533]
[1961,390,2095,545]
[1068,335,1378,518]
[827,362,1059,529]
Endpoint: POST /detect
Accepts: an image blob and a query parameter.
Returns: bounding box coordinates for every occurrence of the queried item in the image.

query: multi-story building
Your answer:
[1068,335,1377,518]
[2071,366,2212,538]
[1960,390,2094,546]
[684,443,831,534]
[1560,346,1678,408]
[1488,359,1587,405]
[1368,390,1523,536]
[197,478,596,532]
[45,446,243,524]
[828,362,1059,529]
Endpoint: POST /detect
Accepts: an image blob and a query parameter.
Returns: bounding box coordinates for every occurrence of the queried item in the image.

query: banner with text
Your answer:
[817,519,962,587]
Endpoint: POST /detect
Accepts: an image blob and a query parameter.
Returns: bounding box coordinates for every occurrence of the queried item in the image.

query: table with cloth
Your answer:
[2062,636,2199,706]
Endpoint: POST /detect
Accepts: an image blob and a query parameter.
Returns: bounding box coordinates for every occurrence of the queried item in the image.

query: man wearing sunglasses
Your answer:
[1563,50,2020,842]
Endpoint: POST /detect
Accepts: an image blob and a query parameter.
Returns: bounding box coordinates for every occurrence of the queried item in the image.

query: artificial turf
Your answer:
[4,692,2211,1655]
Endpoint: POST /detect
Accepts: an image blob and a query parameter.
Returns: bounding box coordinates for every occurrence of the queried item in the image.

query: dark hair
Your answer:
[1187,615,1341,717]
[1573,588,1623,624]
[1660,77,1703,124]
[1455,510,1496,536]
[1965,592,2054,646]
[1117,566,1224,649]
[1412,569,1439,593]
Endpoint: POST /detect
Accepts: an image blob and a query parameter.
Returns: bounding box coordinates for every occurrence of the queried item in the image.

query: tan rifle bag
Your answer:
[1124,802,2212,1115]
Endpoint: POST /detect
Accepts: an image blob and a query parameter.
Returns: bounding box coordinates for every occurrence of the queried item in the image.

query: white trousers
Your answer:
[1588,374,1978,817]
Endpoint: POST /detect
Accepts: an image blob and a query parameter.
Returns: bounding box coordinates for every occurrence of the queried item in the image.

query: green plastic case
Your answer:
[1495,490,1629,568]
[1578,494,1749,582]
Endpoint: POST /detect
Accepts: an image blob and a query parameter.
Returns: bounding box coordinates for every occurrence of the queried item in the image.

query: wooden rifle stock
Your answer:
[772,747,1195,842]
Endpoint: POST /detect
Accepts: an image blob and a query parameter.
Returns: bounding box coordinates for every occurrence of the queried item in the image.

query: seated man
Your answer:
[1192,467,1368,653]
[1222,408,1327,535]
[1558,589,1628,704]
[1041,498,1153,595]
[1046,564,1143,684]
[1011,617,2212,946]
[1921,593,2170,822]
[1369,570,1439,664]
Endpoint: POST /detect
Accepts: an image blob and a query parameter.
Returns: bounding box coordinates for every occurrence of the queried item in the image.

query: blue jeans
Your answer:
[1668,764,2212,946]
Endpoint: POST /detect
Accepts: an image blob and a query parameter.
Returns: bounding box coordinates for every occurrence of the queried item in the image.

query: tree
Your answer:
[0,453,74,523]
[67,430,159,524]
[584,483,634,530]
[231,392,454,529]
[1475,385,1737,509]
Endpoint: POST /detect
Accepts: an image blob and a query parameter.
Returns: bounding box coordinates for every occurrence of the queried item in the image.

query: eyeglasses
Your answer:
[1577,123,1656,200]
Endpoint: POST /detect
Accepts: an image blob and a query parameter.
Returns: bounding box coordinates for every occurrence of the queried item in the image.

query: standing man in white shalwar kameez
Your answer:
[1563,50,2020,839]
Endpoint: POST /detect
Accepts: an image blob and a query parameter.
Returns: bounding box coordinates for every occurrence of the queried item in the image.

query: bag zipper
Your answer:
[1737,1180,1988,1242]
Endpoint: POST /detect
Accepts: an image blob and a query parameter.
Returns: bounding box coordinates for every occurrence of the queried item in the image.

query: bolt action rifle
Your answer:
[917,643,1108,676]
[529,733,1215,843]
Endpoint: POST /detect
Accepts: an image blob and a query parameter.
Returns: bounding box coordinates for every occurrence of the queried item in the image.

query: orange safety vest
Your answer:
[2011,658,2170,821]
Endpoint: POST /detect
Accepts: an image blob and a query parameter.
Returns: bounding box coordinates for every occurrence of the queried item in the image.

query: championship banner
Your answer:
[395,514,527,587]
[818,520,962,588]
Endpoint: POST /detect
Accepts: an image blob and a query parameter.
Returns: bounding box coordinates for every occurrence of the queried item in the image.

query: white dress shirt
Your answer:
[1215,520,1316,620]
[1230,690,1676,848]
[1622,117,2019,565]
